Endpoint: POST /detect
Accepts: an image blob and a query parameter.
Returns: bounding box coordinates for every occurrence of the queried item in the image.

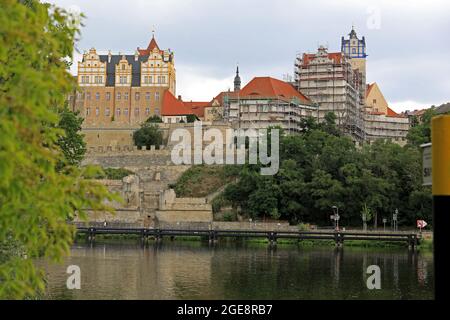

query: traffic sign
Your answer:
[417,220,428,229]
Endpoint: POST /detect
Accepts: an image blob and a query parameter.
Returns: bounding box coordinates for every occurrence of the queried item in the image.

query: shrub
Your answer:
[133,123,163,149]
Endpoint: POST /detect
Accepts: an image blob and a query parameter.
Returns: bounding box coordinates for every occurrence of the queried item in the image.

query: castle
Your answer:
[71,27,410,149]
[69,33,176,126]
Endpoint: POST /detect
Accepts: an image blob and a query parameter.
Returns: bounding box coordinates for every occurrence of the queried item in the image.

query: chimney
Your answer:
[108,50,112,63]
[134,50,139,61]
[178,95,182,101]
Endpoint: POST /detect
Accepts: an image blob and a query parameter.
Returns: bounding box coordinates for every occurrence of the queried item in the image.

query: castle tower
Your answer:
[341,26,367,105]
[341,26,367,76]
[234,66,241,91]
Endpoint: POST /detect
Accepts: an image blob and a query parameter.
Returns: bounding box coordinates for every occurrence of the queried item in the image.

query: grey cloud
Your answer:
[50,0,450,105]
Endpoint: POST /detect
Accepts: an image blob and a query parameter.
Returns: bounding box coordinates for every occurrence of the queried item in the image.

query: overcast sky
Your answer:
[49,0,450,112]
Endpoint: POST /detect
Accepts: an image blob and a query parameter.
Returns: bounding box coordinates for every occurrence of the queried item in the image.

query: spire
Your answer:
[349,25,357,38]
[234,65,241,92]
[138,30,160,56]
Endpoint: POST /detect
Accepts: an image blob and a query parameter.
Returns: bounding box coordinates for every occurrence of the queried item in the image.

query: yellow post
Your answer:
[431,114,450,301]
[432,115,450,196]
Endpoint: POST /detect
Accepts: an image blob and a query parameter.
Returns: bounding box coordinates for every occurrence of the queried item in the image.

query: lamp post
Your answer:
[393,208,399,231]
[332,206,340,231]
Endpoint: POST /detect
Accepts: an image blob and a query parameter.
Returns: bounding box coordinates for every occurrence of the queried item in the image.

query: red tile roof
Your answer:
[238,77,311,104]
[369,107,405,118]
[212,91,239,105]
[301,52,343,66]
[185,101,211,118]
[386,107,404,117]
[161,91,194,116]
[138,36,162,56]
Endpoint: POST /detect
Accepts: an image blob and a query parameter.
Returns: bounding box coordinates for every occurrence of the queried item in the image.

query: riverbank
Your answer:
[74,233,433,250]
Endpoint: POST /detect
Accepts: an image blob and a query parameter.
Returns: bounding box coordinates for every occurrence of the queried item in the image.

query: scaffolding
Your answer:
[294,46,365,142]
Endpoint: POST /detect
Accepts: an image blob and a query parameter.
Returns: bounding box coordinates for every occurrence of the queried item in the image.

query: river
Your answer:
[40,240,434,300]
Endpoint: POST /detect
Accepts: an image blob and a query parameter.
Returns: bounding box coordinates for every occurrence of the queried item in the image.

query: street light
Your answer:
[393,208,399,231]
[332,206,340,231]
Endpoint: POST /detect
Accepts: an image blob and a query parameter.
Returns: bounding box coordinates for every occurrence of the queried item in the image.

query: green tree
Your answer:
[145,115,163,123]
[56,108,86,169]
[406,108,436,147]
[319,112,340,136]
[133,123,163,149]
[0,0,114,299]
[186,114,197,123]
[247,177,281,220]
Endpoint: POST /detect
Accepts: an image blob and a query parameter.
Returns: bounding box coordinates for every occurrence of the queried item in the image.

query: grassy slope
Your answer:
[173,165,241,197]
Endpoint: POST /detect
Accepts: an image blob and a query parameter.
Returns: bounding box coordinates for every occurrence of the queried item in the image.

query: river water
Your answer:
[40,240,434,300]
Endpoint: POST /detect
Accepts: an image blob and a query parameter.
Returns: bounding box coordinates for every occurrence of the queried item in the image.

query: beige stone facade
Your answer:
[70,35,175,127]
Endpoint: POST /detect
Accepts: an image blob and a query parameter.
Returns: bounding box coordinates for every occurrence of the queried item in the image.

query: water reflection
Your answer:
[39,241,434,300]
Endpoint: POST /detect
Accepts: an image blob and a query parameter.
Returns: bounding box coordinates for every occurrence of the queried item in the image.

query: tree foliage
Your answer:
[186,114,197,123]
[0,0,114,299]
[406,108,435,147]
[145,115,163,123]
[56,108,86,169]
[133,123,163,149]
[223,116,432,227]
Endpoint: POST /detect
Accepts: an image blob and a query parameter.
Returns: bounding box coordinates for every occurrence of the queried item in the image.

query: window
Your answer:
[144,76,152,84]
[135,92,140,101]
[124,108,129,116]
[145,107,150,115]
[95,92,100,100]
[120,76,127,84]
[146,92,151,100]
[116,108,121,116]
[94,76,102,84]
[134,108,139,116]
[155,92,160,101]
[117,92,121,100]
[124,92,129,100]
[81,75,89,84]
[373,99,377,104]
[106,92,111,101]
[105,107,110,116]
[86,107,91,116]
[95,107,99,116]
[122,64,125,70]
[157,76,161,84]
[86,92,91,100]
[352,48,356,54]
[162,76,166,84]
[154,108,160,115]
